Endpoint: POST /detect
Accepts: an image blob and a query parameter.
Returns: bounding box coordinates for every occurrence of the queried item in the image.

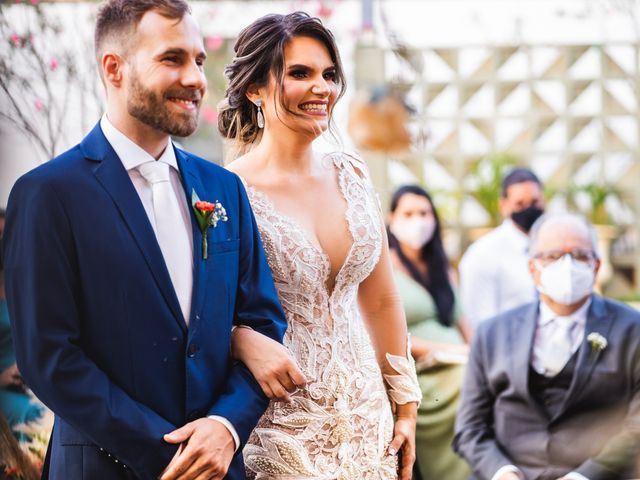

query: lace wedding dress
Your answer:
[239,153,420,480]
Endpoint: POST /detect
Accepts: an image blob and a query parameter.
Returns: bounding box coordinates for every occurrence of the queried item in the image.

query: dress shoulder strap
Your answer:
[329,151,372,183]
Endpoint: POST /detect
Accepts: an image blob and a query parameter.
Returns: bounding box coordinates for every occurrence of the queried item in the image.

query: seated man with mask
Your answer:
[460,168,545,330]
[454,212,640,480]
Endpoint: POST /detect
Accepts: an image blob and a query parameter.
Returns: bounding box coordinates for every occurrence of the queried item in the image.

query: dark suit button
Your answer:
[187,343,198,357]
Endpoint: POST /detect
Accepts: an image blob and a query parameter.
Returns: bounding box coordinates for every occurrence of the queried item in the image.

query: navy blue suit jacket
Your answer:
[3,123,287,479]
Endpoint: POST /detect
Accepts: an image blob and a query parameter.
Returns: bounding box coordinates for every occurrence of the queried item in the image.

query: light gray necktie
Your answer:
[138,161,192,324]
[542,316,576,376]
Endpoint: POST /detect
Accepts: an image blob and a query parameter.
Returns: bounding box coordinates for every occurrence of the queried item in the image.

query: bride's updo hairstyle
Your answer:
[218,11,346,147]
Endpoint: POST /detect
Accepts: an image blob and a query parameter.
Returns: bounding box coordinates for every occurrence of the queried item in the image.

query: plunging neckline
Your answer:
[236,155,356,299]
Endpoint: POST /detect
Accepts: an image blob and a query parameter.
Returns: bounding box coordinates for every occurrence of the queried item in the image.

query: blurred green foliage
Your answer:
[468,152,519,227]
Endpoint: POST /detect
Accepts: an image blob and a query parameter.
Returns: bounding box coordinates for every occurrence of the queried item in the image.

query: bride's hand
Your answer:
[388,403,418,480]
[231,327,306,402]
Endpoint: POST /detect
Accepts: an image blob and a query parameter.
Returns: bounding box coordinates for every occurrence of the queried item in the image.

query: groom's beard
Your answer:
[127,73,201,138]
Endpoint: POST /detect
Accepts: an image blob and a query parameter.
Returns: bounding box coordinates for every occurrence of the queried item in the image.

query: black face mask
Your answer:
[511,206,544,232]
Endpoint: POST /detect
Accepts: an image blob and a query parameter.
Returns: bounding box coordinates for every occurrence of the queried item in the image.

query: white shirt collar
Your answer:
[100,114,179,172]
[502,218,529,240]
[496,219,530,255]
[539,296,592,327]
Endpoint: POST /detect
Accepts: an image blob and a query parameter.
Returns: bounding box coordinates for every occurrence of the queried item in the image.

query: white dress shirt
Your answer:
[100,115,240,451]
[491,298,592,480]
[459,220,537,329]
[100,115,194,283]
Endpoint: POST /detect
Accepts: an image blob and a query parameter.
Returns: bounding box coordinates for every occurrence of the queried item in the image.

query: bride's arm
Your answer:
[358,228,421,480]
[231,327,306,403]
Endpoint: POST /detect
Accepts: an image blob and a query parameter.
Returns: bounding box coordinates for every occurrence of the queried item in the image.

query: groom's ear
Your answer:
[101,51,126,88]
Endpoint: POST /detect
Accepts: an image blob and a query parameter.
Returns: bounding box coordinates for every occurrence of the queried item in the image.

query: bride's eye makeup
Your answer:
[287,65,310,78]
[286,65,336,81]
[322,69,337,82]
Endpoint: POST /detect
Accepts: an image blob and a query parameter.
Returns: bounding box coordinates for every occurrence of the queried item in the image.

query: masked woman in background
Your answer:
[387,185,471,480]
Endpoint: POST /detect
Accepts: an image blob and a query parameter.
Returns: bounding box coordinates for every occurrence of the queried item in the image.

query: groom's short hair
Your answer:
[95,0,191,64]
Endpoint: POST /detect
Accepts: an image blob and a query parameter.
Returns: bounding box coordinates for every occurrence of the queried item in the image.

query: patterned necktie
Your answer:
[138,161,192,324]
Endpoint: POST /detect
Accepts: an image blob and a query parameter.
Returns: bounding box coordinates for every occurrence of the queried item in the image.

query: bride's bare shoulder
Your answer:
[225,153,253,179]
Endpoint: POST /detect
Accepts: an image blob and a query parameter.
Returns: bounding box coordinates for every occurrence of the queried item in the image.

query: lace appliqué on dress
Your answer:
[240,153,401,480]
[384,337,422,408]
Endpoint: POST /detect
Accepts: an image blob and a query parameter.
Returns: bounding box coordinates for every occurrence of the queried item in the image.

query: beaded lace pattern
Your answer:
[239,153,401,479]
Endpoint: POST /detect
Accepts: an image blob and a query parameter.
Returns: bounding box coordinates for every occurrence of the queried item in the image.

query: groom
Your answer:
[3,0,287,478]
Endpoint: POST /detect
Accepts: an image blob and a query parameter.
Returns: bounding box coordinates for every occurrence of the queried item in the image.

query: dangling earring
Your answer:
[255,99,265,129]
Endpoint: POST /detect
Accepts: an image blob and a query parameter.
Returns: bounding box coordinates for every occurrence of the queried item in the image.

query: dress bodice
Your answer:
[242,153,381,317]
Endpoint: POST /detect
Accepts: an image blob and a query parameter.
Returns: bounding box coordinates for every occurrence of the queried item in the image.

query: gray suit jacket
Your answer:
[454,294,640,480]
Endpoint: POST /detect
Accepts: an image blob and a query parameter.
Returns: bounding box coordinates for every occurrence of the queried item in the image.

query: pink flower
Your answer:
[31,0,39,4]
[201,106,217,124]
[316,2,334,18]
[10,33,20,47]
[50,58,59,71]
[34,99,44,112]
[206,35,223,51]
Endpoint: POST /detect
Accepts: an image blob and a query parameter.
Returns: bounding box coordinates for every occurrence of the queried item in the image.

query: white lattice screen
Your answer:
[364,42,640,292]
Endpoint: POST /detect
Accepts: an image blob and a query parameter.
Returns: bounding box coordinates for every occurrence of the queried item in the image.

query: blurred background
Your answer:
[1,0,639,299]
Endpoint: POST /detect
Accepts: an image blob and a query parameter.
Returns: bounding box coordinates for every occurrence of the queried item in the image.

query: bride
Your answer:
[221,12,421,479]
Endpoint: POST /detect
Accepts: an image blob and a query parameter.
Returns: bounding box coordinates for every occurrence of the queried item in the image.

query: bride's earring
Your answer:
[255,99,265,129]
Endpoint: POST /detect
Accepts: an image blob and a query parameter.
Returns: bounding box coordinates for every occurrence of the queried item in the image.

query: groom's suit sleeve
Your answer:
[4,172,178,478]
[206,175,287,447]
[453,320,518,479]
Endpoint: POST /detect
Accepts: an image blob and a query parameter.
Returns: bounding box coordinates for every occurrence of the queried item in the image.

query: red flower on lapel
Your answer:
[191,190,228,260]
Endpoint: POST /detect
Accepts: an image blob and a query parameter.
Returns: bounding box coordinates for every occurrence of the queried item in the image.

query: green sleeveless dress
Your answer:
[393,270,471,480]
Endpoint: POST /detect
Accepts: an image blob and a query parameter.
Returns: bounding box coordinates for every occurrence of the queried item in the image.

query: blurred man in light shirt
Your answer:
[459,168,545,330]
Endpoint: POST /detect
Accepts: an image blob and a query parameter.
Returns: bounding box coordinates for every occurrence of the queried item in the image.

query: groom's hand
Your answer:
[160,418,235,480]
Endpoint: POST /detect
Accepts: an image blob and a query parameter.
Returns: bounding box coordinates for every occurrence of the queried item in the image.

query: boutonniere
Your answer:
[587,332,608,354]
[191,189,228,260]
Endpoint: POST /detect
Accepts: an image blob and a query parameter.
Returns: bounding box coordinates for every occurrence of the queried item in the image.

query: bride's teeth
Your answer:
[300,104,327,112]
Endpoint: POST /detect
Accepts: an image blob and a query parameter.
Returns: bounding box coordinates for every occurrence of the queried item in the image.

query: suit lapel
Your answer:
[510,302,540,403]
[82,124,186,333]
[552,295,613,422]
[175,147,207,329]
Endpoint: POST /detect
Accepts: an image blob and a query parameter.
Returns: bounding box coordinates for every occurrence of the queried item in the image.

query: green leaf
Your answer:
[193,209,207,232]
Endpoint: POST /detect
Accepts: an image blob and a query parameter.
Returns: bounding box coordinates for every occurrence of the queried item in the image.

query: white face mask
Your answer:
[535,254,595,305]
[390,217,436,250]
